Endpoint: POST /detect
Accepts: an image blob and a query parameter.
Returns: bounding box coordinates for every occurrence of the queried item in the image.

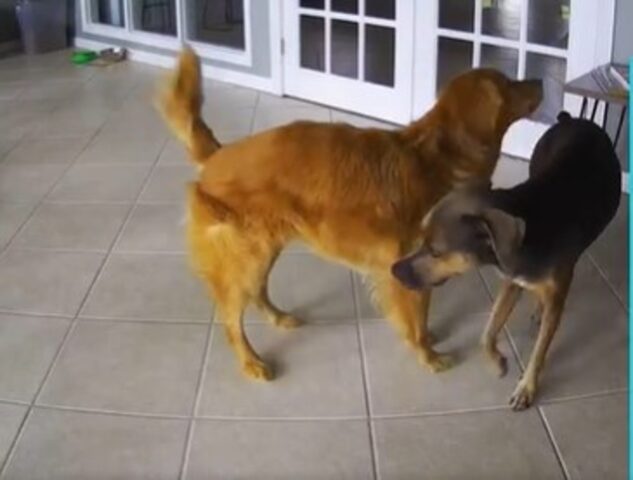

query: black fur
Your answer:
[486,111,621,280]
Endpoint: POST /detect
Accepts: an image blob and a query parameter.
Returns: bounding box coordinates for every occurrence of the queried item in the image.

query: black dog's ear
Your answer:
[461,209,525,272]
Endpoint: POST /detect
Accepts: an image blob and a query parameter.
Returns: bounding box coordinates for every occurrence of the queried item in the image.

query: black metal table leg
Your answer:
[614,104,627,147]
[603,102,610,130]
[579,97,588,118]
[590,99,599,121]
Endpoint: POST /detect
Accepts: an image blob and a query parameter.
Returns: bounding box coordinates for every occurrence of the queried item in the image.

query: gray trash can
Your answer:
[15,0,67,54]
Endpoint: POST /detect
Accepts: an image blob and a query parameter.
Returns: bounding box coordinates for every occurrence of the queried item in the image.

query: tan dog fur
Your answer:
[156,47,542,380]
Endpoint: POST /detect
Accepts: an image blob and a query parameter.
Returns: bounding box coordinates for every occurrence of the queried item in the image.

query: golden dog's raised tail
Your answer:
[156,47,221,167]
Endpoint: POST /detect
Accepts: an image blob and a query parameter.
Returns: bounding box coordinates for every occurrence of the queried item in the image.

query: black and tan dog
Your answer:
[391,111,621,410]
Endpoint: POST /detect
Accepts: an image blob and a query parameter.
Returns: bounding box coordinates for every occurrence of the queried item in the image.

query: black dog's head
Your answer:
[392,186,525,290]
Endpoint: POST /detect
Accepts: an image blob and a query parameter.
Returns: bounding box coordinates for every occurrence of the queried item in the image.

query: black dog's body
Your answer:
[391,112,622,410]
[487,112,621,281]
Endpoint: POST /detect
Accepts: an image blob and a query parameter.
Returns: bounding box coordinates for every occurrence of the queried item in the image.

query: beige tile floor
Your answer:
[0,50,627,479]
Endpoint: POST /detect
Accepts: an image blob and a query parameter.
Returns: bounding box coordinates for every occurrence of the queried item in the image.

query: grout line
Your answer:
[587,252,628,312]
[0,129,167,477]
[33,403,190,421]
[179,317,216,480]
[193,414,368,422]
[0,406,33,477]
[351,273,379,480]
[78,315,210,326]
[247,92,261,135]
[0,127,104,259]
[536,406,571,480]
[538,388,628,406]
[0,399,30,408]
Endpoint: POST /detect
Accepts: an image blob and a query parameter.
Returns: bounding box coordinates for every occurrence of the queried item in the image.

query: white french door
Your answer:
[282,0,415,124]
[282,0,614,159]
[413,0,615,158]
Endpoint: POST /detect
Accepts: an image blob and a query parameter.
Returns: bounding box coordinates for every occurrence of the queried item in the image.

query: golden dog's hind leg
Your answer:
[252,252,301,329]
[373,274,454,373]
[214,287,273,381]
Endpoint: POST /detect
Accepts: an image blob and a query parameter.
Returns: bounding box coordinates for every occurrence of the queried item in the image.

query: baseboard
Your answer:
[0,40,21,54]
[74,36,279,94]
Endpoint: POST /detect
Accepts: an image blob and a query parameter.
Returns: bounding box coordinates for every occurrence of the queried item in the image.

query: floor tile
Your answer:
[187,419,373,480]
[374,410,564,480]
[363,316,522,415]
[0,403,27,467]
[492,155,529,188]
[3,408,188,480]
[13,203,129,251]
[81,253,211,321]
[0,163,67,203]
[0,249,104,316]
[0,203,35,250]
[17,80,84,102]
[199,324,365,417]
[356,269,492,323]
[47,164,151,202]
[2,138,90,165]
[77,134,165,165]
[202,84,259,111]
[157,139,188,166]
[542,394,627,480]
[252,105,331,133]
[99,106,169,143]
[590,195,628,306]
[115,203,186,252]
[244,253,356,324]
[487,258,628,400]
[331,109,398,129]
[258,92,322,109]
[26,106,107,140]
[0,82,24,101]
[203,106,254,138]
[39,321,207,415]
[0,138,18,160]
[0,314,70,402]
[139,165,195,204]
[0,108,48,141]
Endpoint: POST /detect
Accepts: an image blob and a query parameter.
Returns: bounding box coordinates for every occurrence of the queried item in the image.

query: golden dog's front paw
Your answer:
[242,359,274,381]
[509,380,536,411]
[420,351,455,373]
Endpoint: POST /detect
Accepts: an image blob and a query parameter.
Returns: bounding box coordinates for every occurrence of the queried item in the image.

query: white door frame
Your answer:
[412,0,616,159]
[281,0,415,124]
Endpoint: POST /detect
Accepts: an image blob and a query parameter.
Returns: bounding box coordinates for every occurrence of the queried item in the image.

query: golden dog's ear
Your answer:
[462,208,525,272]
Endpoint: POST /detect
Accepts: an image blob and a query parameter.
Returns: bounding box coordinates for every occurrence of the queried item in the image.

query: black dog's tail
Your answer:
[557,111,572,123]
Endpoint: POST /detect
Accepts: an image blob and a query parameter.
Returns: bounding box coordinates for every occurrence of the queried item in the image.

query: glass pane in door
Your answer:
[300,15,325,72]
[528,0,569,48]
[331,20,359,79]
[366,0,395,20]
[437,37,473,93]
[481,0,520,40]
[300,0,324,9]
[186,0,246,49]
[331,0,358,14]
[439,0,474,32]
[365,25,395,86]
[132,0,176,36]
[480,44,518,79]
[90,0,125,26]
[526,53,567,123]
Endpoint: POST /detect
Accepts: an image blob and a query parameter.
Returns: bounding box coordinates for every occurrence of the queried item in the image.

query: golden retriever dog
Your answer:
[156,47,542,381]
